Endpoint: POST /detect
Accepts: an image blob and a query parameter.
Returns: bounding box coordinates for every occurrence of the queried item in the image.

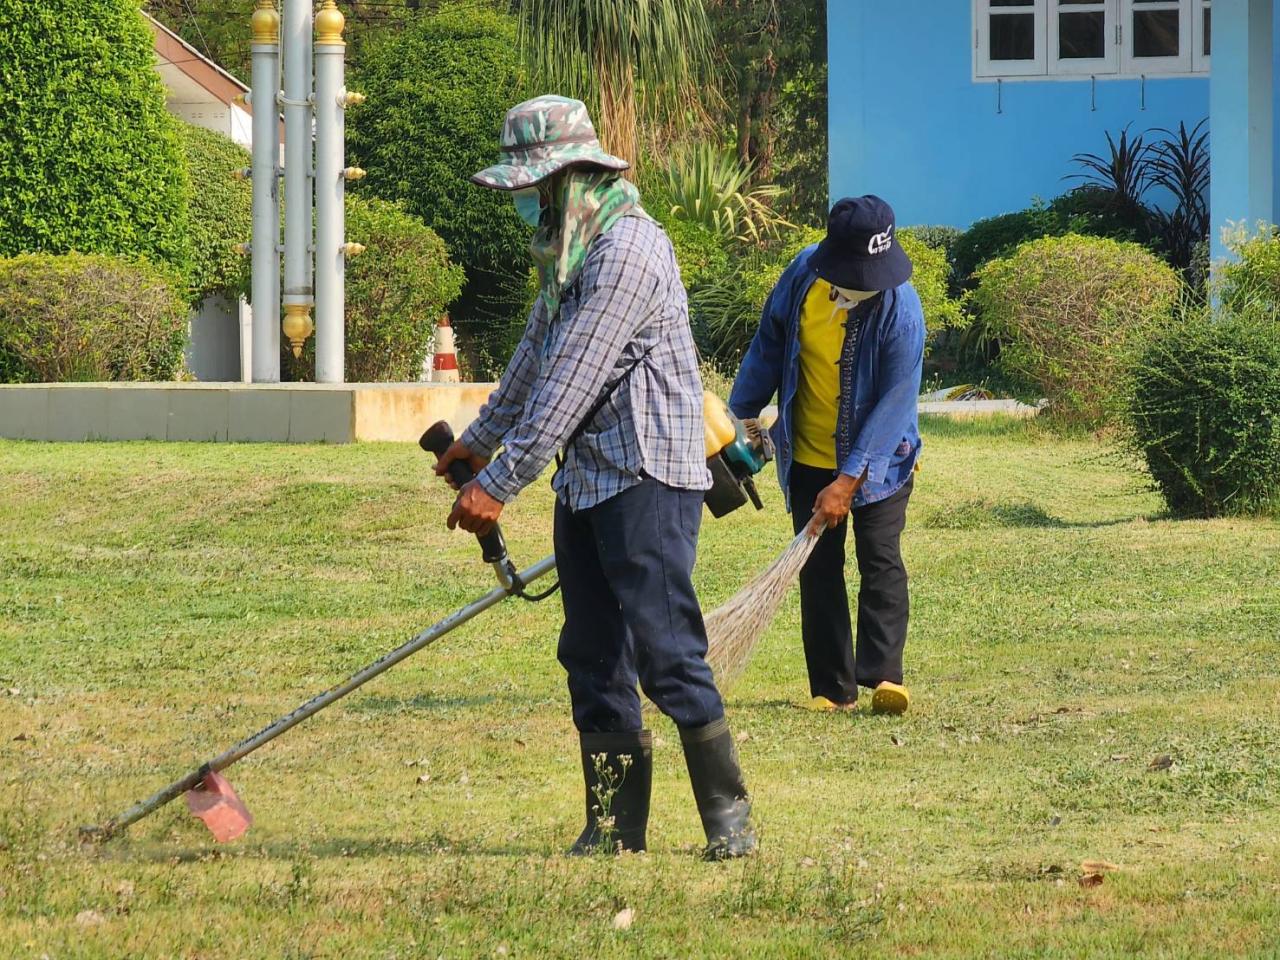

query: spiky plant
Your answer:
[1148,119,1210,273]
[665,143,790,244]
[516,0,717,169]
[1068,124,1151,208]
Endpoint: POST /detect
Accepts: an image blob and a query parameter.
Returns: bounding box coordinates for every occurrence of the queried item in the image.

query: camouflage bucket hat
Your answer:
[471,95,629,192]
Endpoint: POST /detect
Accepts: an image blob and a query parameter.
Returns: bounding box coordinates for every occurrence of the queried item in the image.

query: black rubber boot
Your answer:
[679,717,757,860]
[568,730,652,855]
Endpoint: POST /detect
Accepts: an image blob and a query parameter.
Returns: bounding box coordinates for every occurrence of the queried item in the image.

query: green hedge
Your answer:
[969,234,1180,424]
[0,253,188,383]
[177,122,252,305]
[952,189,1155,286]
[347,4,530,376]
[0,0,190,273]
[1127,304,1280,518]
[283,196,465,383]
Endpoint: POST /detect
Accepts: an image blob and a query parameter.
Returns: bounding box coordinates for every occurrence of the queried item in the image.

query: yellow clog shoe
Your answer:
[870,682,910,715]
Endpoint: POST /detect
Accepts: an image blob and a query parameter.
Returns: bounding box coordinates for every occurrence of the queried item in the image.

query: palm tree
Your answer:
[517,0,717,170]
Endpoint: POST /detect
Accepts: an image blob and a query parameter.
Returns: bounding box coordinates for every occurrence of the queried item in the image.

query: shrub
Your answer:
[347,4,530,375]
[1126,303,1280,517]
[282,196,465,383]
[1220,228,1280,311]
[0,253,188,383]
[898,230,966,335]
[668,221,731,292]
[177,122,252,305]
[660,218,731,292]
[969,234,1180,424]
[0,0,190,273]
[952,209,1058,284]
[1048,186,1153,245]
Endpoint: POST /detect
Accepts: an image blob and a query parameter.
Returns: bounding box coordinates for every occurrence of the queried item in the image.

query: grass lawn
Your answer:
[2,418,1279,958]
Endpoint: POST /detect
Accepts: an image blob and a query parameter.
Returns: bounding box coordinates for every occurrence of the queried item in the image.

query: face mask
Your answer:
[830,285,877,312]
[513,188,543,228]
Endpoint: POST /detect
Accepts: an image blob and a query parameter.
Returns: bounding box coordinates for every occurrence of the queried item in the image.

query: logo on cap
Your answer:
[868,225,894,256]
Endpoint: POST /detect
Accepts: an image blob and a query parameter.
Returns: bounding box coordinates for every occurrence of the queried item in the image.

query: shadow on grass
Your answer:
[916,498,1148,530]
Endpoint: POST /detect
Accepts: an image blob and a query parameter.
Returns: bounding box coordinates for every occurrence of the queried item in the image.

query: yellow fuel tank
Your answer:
[703,391,737,459]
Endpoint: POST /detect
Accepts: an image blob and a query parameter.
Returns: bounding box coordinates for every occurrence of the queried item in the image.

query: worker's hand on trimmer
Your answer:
[447,480,504,537]
[434,440,489,490]
[808,472,861,534]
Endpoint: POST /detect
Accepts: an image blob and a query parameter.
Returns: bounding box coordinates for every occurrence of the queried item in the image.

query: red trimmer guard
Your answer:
[185,770,252,842]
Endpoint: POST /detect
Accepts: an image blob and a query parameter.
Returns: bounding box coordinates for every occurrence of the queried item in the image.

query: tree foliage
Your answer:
[0,0,190,272]
[347,4,531,375]
[176,121,252,305]
[283,195,465,383]
[516,0,717,169]
[706,0,827,223]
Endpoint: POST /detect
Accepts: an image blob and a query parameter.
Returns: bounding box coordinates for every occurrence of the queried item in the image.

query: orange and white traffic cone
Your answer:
[431,314,460,383]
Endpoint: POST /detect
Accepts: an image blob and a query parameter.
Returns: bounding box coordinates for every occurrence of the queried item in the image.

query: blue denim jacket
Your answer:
[728,245,925,510]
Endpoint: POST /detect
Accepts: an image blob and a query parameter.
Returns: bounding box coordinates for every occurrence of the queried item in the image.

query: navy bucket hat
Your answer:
[810,195,913,292]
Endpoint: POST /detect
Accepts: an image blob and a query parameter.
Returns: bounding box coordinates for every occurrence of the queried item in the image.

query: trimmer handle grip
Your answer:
[420,421,510,565]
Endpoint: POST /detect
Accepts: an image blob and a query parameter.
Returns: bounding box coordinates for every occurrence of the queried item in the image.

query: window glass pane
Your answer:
[1133,9,1180,58]
[1204,8,1211,56]
[991,0,1034,6]
[991,13,1037,60]
[1060,11,1106,58]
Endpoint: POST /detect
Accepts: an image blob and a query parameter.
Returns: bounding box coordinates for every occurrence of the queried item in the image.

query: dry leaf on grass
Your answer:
[1148,754,1173,771]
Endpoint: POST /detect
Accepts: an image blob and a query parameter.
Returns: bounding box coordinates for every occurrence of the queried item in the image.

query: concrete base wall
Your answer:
[0,383,497,444]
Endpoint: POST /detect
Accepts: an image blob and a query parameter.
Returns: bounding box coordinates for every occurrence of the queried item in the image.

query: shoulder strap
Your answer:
[556,342,657,467]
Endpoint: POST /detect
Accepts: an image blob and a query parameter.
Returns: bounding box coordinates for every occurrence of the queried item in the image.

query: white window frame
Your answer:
[1122,0,1192,75]
[973,0,1209,80]
[975,0,1048,79]
[1049,0,1119,75]
[1192,0,1211,73]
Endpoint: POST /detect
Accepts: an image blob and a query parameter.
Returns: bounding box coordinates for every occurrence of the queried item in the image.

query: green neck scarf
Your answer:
[529,169,647,316]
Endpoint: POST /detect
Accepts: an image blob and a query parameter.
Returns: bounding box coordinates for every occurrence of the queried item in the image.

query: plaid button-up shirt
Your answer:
[461,215,711,512]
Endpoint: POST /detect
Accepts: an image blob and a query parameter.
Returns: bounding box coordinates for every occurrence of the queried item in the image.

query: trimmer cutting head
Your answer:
[186,770,253,842]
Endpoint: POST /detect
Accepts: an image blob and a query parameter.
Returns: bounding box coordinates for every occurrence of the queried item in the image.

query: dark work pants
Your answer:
[789,463,913,704]
[555,477,725,733]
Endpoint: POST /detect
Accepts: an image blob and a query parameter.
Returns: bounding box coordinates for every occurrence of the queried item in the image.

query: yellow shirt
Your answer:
[793,279,845,470]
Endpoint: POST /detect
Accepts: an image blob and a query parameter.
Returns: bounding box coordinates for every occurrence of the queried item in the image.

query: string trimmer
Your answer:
[81,422,555,843]
[83,400,799,843]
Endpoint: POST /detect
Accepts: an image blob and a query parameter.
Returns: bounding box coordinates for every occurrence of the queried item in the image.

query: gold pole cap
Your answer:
[341,90,366,108]
[234,242,252,256]
[342,167,367,181]
[342,242,367,257]
[251,1,279,44]
[315,1,346,45]
[282,304,314,359]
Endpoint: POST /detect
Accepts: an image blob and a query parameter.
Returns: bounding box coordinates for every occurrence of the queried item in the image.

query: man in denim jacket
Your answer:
[730,196,924,714]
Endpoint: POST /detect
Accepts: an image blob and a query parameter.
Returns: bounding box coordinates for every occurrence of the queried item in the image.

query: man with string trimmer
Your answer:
[435,96,756,861]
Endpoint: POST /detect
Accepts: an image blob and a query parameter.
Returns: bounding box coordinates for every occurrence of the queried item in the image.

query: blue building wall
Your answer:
[828,2,1210,228]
